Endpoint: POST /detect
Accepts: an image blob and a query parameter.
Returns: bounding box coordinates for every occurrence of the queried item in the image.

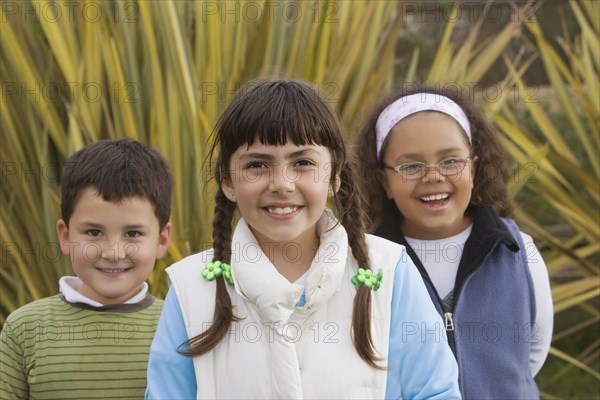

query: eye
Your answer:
[294,159,315,168]
[125,231,142,238]
[86,229,102,237]
[398,162,423,173]
[245,161,267,169]
[439,157,463,166]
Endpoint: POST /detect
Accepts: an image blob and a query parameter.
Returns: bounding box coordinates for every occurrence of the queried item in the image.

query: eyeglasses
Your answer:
[383,157,473,180]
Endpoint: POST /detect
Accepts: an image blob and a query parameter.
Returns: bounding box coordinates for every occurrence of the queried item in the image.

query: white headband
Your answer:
[375,93,471,161]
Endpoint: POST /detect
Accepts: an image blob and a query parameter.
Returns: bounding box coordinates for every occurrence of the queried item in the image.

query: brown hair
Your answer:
[60,139,173,229]
[355,84,513,231]
[182,78,383,368]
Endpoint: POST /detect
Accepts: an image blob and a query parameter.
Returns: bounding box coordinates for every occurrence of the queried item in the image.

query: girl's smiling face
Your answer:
[221,139,336,254]
[380,112,476,240]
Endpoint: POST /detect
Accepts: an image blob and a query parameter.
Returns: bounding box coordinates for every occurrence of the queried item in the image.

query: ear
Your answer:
[221,178,236,203]
[378,170,394,200]
[56,219,71,256]
[155,222,173,259]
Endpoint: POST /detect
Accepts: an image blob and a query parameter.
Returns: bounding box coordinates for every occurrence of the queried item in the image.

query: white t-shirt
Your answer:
[406,225,472,300]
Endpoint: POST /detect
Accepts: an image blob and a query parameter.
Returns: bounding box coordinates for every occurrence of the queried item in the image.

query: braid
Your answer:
[212,190,235,263]
[180,189,239,357]
[334,155,385,370]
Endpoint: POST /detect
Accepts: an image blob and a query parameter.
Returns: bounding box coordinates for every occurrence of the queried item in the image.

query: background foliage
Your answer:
[1,1,598,397]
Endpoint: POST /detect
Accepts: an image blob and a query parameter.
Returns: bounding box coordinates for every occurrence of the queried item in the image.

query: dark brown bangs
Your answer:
[215,79,343,156]
[61,139,173,229]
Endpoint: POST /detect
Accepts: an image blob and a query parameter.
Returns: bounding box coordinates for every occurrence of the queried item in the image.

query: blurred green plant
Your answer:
[1,0,598,397]
[493,1,599,396]
[1,0,407,318]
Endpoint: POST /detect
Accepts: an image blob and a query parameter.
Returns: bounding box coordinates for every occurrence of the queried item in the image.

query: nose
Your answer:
[268,163,296,193]
[101,240,128,262]
[421,164,445,183]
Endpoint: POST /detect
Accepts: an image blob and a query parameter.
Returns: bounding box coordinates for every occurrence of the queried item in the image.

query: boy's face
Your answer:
[56,187,171,305]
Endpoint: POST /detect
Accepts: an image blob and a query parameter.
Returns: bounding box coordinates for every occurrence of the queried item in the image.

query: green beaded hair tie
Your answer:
[202,261,233,285]
[351,268,383,291]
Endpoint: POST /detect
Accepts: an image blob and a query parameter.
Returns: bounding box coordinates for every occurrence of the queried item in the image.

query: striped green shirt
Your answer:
[0,294,163,399]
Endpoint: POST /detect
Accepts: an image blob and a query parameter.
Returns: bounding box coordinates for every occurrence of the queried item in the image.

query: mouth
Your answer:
[266,206,299,215]
[419,193,450,207]
[97,267,131,274]
[419,193,449,202]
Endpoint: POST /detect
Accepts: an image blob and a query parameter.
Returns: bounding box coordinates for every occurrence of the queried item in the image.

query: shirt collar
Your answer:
[59,276,149,306]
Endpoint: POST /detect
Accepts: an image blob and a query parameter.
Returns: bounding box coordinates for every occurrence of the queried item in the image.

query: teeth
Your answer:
[420,193,449,202]
[267,206,298,215]
[100,269,127,273]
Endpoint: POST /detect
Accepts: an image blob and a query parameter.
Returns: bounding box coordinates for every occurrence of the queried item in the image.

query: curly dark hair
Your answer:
[355,84,513,231]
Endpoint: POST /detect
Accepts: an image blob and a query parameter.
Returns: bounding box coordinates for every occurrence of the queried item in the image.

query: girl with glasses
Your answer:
[356,87,553,399]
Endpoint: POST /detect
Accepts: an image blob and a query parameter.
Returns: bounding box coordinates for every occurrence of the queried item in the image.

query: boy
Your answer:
[0,139,173,399]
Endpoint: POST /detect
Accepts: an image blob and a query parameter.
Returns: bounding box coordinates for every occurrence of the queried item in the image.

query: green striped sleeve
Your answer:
[1,310,29,399]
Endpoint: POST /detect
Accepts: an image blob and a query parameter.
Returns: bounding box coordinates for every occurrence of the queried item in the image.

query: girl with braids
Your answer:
[356,86,553,399]
[146,78,459,399]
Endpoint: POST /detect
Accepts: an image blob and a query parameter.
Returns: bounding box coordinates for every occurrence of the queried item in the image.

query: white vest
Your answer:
[167,212,403,399]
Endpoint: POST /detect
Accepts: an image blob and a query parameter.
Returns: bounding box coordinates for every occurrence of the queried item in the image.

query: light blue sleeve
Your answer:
[385,254,462,399]
[146,287,197,399]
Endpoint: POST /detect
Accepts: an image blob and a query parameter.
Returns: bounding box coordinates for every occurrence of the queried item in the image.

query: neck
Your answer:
[258,236,320,283]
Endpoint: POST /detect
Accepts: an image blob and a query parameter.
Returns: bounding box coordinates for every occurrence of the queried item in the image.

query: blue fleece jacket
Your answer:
[377,205,539,399]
